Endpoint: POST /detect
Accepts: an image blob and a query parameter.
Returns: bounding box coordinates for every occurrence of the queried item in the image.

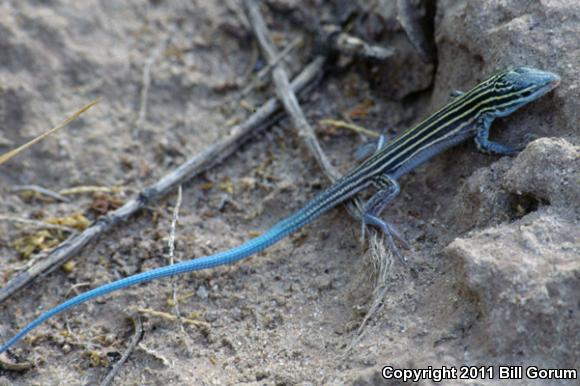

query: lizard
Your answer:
[0,66,560,355]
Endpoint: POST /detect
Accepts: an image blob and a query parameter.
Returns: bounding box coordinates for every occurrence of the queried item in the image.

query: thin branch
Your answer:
[203,35,302,109]
[58,186,123,196]
[238,35,303,100]
[319,119,380,138]
[136,308,209,330]
[99,316,144,386]
[0,58,324,304]
[134,27,175,137]
[0,215,77,233]
[0,357,32,372]
[243,0,341,182]
[10,185,70,203]
[321,25,396,61]
[167,185,186,336]
[243,0,365,220]
[137,343,171,367]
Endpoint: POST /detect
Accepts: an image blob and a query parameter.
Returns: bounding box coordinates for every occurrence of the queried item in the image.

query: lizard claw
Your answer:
[363,213,409,264]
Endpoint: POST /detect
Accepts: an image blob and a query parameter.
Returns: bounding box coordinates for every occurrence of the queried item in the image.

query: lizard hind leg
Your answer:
[362,175,409,263]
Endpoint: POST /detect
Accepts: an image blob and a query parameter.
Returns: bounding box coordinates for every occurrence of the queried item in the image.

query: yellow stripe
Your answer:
[356,84,536,177]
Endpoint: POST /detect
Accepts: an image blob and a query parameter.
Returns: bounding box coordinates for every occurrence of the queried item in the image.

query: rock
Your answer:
[196,285,209,299]
[444,137,579,367]
[434,0,578,141]
[503,138,580,207]
[445,157,513,234]
[445,209,580,367]
[445,138,579,235]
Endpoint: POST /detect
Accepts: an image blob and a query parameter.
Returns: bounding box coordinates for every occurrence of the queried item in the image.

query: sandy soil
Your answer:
[0,1,578,385]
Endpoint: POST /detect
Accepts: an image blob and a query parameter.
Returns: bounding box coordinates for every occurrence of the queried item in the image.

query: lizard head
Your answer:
[488,66,560,117]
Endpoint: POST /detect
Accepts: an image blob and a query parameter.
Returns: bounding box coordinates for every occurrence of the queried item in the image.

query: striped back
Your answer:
[352,67,560,181]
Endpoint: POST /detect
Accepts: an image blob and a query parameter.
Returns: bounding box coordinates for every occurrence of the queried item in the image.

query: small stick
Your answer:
[238,36,303,99]
[243,0,341,182]
[0,58,324,304]
[0,357,33,372]
[203,36,303,109]
[99,316,144,386]
[58,186,123,196]
[137,343,171,367]
[243,0,369,221]
[322,25,396,61]
[134,31,173,136]
[319,119,380,138]
[0,215,77,233]
[167,185,186,334]
[0,100,98,166]
[11,185,70,203]
[136,308,209,329]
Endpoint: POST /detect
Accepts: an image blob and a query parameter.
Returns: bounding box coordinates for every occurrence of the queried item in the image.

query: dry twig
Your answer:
[319,119,380,139]
[244,0,381,219]
[0,215,77,233]
[136,308,209,330]
[99,316,144,386]
[10,185,70,203]
[321,25,396,61]
[137,343,171,367]
[167,185,187,338]
[58,186,123,196]
[238,36,303,99]
[243,0,340,181]
[0,357,33,372]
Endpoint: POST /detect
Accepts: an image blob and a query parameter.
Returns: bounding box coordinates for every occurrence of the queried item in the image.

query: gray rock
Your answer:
[445,210,579,367]
[503,138,580,207]
[444,137,579,368]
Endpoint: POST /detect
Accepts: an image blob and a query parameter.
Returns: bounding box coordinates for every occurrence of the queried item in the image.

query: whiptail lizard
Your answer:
[0,66,560,354]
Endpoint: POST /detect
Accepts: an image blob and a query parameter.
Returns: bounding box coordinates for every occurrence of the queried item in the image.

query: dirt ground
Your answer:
[0,1,578,385]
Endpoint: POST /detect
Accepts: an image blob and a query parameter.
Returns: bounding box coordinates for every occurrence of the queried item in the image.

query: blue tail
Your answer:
[0,216,300,353]
[0,177,356,353]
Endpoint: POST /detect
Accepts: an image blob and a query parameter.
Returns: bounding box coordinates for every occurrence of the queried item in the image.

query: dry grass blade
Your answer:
[136,308,209,329]
[0,99,99,166]
[319,119,380,138]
